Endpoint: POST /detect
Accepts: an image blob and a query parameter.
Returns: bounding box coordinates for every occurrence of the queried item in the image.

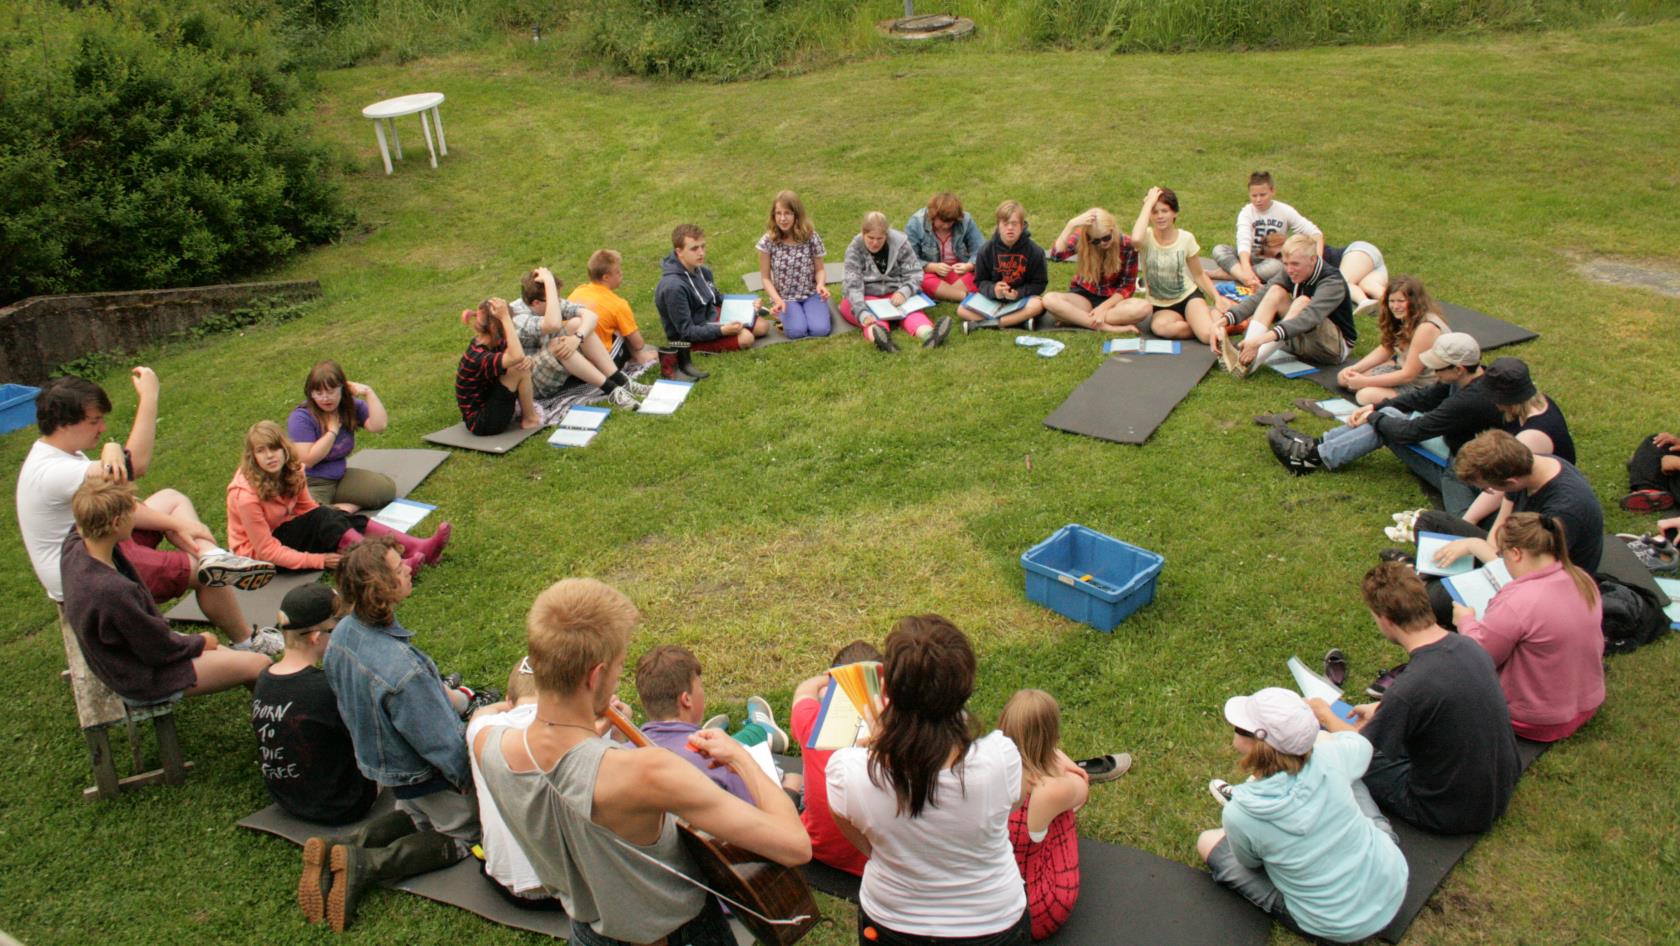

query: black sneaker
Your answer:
[1366,663,1408,700]
[1267,426,1322,476]
[1377,547,1417,566]
[1322,648,1348,689]
[459,685,503,719]
[869,323,898,353]
[923,315,952,349]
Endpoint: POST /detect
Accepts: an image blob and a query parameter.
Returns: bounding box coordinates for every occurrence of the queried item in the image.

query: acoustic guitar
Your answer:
[603,707,820,946]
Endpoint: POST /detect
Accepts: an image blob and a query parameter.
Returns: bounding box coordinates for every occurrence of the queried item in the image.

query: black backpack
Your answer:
[1597,577,1669,655]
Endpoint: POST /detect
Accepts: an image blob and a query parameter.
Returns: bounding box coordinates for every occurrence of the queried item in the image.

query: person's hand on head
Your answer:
[1653,432,1678,449]
[347,381,371,398]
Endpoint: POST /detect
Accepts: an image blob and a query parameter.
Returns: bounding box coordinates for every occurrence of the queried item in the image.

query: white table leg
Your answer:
[389,118,403,161]
[431,106,447,156]
[371,120,393,175]
[420,109,438,169]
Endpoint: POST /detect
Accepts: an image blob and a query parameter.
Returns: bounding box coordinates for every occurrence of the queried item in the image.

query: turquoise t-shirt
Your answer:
[1221,732,1408,941]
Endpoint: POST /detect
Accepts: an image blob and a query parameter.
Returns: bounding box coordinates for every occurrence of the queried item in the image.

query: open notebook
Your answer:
[805,661,882,750]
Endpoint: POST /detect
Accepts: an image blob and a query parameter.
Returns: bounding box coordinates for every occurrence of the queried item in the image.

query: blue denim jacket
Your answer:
[904,207,985,266]
[323,613,470,791]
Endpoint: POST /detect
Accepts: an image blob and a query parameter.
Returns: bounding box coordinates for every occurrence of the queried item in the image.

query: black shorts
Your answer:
[1071,285,1112,308]
[1151,295,1197,317]
[271,506,366,559]
[465,384,517,436]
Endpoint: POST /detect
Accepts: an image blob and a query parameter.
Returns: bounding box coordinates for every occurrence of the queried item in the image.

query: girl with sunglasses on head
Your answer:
[1041,208,1145,332]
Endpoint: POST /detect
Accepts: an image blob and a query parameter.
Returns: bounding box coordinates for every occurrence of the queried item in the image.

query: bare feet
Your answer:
[519,413,544,430]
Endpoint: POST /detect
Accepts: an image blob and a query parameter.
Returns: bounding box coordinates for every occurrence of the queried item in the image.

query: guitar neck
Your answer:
[603,705,652,749]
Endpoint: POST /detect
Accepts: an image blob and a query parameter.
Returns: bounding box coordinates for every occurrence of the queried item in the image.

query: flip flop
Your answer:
[1076,753,1133,783]
[1253,411,1297,427]
[1294,397,1338,420]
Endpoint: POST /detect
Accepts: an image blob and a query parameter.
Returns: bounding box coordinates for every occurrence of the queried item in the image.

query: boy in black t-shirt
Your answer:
[251,584,378,826]
[1310,563,1520,835]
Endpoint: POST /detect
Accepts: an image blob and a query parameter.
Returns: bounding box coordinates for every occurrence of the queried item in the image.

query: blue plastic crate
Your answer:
[1021,524,1163,632]
[0,384,39,435]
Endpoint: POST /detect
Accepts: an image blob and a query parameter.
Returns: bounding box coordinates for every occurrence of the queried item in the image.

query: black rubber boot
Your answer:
[327,829,461,932]
[672,341,708,380]
[299,809,415,923]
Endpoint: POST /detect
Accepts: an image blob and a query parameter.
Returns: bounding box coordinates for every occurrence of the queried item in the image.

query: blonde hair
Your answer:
[860,211,888,235]
[1498,512,1598,607]
[72,479,137,540]
[767,190,814,244]
[1073,207,1124,289]
[1499,392,1549,424]
[995,200,1026,225]
[1282,233,1317,260]
[998,689,1061,783]
[526,579,640,696]
[240,420,307,503]
[1240,739,1309,779]
[505,658,539,702]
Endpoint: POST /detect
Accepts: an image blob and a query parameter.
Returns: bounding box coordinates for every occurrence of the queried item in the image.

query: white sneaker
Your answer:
[624,380,653,399]
[746,696,788,754]
[1353,298,1380,318]
[1383,524,1414,544]
[1391,508,1424,528]
[1208,779,1233,807]
[701,714,729,732]
[607,386,641,412]
[231,625,284,657]
[196,551,275,591]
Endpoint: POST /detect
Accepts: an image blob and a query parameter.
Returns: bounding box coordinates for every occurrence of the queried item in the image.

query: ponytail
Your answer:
[1499,512,1597,607]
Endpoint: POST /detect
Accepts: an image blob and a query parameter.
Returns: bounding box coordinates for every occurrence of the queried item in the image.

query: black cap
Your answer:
[1484,357,1537,405]
[278,584,339,631]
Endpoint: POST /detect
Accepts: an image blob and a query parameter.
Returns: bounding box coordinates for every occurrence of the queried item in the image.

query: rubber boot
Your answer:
[672,341,708,381]
[361,519,452,565]
[299,809,415,923]
[658,347,681,380]
[327,829,461,932]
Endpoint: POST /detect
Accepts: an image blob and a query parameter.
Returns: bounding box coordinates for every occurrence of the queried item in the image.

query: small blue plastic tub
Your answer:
[1021,524,1164,632]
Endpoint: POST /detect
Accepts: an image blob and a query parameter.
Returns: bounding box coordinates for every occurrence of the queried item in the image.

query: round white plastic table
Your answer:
[361,92,447,175]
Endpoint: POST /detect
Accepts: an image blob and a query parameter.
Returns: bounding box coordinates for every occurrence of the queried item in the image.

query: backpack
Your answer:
[1597,577,1669,655]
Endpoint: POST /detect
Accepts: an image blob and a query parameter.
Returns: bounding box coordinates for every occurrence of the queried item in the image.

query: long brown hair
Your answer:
[240,420,307,502]
[766,190,814,244]
[303,360,358,437]
[1378,274,1442,354]
[1499,512,1598,607]
[1240,740,1309,779]
[1073,208,1125,288]
[868,614,977,818]
[336,536,404,626]
[998,689,1060,784]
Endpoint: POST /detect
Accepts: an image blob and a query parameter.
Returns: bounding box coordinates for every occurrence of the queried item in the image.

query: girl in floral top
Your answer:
[1042,208,1145,332]
[755,191,832,340]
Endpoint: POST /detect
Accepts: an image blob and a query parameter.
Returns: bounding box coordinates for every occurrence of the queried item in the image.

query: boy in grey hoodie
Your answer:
[654,224,769,352]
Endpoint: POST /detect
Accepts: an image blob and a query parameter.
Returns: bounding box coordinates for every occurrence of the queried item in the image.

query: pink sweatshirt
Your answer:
[1459,562,1604,734]
[226,468,329,570]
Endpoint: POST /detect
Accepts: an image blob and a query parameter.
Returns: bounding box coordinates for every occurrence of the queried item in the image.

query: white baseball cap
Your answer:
[1223,687,1318,756]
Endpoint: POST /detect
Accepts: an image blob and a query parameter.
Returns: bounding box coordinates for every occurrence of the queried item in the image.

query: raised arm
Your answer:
[352,383,387,433]
[1130,188,1159,246]
[125,367,160,477]
[494,299,529,370]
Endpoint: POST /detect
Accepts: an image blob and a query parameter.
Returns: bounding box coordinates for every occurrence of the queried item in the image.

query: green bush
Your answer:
[577,0,781,81]
[0,1,350,304]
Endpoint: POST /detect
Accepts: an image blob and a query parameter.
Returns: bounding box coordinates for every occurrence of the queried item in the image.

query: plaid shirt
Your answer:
[510,298,586,397]
[1050,236,1139,299]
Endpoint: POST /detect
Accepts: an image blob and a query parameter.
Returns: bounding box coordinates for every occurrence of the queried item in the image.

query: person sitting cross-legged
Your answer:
[1309,563,1520,835]
[634,643,793,804]
[61,478,273,711]
[1215,234,1355,378]
[1267,332,1501,518]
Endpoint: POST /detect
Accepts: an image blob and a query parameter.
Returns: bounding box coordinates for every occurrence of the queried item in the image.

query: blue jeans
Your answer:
[1315,408,1478,516]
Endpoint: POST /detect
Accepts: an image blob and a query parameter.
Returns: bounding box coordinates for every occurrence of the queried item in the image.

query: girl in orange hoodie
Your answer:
[227,421,450,574]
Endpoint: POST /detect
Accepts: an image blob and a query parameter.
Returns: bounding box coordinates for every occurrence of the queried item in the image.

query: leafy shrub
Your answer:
[0,1,350,304]
[573,0,781,81]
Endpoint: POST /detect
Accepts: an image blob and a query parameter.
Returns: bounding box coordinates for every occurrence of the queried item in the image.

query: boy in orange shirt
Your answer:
[567,249,658,368]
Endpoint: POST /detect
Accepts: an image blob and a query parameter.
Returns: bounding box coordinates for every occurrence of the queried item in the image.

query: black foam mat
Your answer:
[163,568,324,625]
[1043,347,1218,445]
[422,421,545,454]
[1377,737,1549,943]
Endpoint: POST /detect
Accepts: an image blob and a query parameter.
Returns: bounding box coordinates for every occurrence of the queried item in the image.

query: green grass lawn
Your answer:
[4,22,1680,946]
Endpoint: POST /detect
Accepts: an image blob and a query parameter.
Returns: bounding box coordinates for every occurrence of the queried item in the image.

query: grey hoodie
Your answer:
[842,229,923,317]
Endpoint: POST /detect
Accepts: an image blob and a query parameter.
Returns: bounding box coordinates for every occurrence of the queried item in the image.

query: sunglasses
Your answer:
[1233,725,1256,739]
[1088,232,1114,247]
[518,656,534,675]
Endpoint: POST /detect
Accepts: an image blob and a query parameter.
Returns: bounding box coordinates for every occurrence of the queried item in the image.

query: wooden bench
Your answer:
[58,605,192,800]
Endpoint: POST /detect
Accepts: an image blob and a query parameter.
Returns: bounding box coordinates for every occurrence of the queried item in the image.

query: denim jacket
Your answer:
[904,207,985,266]
[323,613,471,791]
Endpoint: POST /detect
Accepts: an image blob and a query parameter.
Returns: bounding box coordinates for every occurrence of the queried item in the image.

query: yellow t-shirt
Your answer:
[567,282,639,349]
[1139,228,1201,306]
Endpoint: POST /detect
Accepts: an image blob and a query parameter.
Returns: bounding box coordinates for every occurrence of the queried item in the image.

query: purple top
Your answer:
[639,719,753,803]
[286,399,369,481]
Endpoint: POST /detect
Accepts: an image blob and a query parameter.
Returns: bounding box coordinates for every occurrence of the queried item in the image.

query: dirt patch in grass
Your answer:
[1569,254,1680,298]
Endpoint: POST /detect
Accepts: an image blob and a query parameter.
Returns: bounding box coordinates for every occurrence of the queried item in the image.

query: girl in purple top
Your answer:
[756,190,832,340]
[286,361,394,513]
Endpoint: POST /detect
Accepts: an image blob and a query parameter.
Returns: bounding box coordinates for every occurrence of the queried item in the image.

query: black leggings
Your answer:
[1627,434,1680,501]
[272,506,365,559]
[857,906,1032,946]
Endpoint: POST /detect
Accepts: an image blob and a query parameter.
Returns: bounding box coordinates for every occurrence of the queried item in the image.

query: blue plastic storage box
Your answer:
[0,384,39,435]
[1021,524,1163,632]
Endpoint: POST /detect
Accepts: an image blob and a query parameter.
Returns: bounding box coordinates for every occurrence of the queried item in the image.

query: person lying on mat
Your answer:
[998,688,1095,942]
[1309,563,1520,835]
[1455,358,1576,527]
[1266,333,1500,518]
[956,199,1048,332]
[656,223,771,352]
[1408,429,1604,627]
[510,266,647,410]
[1041,207,1145,333]
[1452,513,1605,743]
[788,639,883,879]
[1131,186,1232,352]
[455,297,543,435]
[1329,238,1390,317]
[19,373,280,654]
[828,615,1033,946]
[904,191,985,304]
[633,643,795,804]
[1197,687,1406,944]
[1214,234,1355,378]
[840,212,950,353]
[1208,170,1323,291]
[472,578,809,946]
[286,360,394,514]
[568,249,660,369]
[314,538,481,932]
[227,421,451,578]
[251,583,378,828]
[1335,275,1449,405]
[60,479,272,709]
[756,189,833,340]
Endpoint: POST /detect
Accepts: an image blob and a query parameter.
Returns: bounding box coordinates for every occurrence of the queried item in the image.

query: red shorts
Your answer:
[119,529,194,602]
[920,269,977,297]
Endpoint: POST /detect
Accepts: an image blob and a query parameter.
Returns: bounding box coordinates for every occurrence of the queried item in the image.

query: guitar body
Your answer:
[677,826,820,946]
